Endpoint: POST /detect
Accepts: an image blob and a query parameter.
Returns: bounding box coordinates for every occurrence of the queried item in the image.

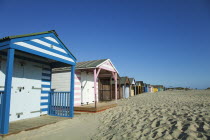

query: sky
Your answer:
[0,0,210,89]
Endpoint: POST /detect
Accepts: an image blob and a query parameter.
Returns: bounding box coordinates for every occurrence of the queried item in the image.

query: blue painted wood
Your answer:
[41,108,48,112]
[38,38,63,49]
[48,91,72,117]
[9,33,76,62]
[0,45,9,51]
[0,51,49,65]
[41,102,48,106]
[0,48,15,134]
[41,85,51,88]
[70,66,75,118]
[0,41,10,47]
[50,34,76,62]
[24,40,70,58]
[42,73,51,77]
[12,44,75,65]
[41,78,51,81]
[10,33,54,43]
[41,96,48,100]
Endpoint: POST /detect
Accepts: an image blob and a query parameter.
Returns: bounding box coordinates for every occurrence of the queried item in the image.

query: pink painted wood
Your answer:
[96,68,101,77]
[115,72,117,102]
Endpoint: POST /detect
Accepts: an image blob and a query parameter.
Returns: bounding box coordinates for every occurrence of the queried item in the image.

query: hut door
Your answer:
[125,85,130,98]
[87,73,94,103]
[10,60,42,122]
[99,79,111,101]
[81,72,94,105]
[81,72,88,104]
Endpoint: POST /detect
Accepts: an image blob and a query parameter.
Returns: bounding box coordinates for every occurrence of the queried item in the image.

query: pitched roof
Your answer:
[129,78,135,84]
[0,30,58,42]
[136,81,142,86]
[52,59,109,72]
[0,30,76,60]
[120,76,131,85]
[76,59,108,69]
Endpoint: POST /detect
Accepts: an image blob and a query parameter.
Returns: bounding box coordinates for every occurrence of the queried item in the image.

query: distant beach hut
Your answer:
[52,59,120,107]
[120,77,131,98]
[0,30,76,134]
[143,83,147,92]
[129,78,136,96]
[135,81,143,95]
[144,83,150,92]
[150,85,154,93]
[152,85,159,92]
[154,88,158,92]
[139,81,144,93]
[148,84,152,92]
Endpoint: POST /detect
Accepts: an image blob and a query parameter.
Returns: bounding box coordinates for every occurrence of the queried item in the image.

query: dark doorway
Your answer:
[99,78,111,101]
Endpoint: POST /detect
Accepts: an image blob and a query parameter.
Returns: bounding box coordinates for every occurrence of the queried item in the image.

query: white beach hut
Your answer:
[0,30,76,134]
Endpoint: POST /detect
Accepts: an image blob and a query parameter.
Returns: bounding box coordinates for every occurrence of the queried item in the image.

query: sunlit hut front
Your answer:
[129,78,136,96]
[143,83,148,92]
[152,85,159,92]
[120,77,131,98]
[0,31,76,134]
[148,84,152,92]
[150,85,154,93]
[52,59,120,108]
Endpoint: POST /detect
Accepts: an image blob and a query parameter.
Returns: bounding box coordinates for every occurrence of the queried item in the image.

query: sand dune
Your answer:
[4,90,210,140]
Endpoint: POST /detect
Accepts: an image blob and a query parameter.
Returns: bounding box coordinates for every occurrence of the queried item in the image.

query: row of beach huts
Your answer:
[0,30,165,134]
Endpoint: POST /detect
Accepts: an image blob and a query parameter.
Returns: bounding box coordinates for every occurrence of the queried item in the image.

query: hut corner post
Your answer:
[0,48,15,134]
[114,73,117,102]
[135,85,137,95]
[70,65,75,118]
[94,68,101,108]
[94,69,97,108]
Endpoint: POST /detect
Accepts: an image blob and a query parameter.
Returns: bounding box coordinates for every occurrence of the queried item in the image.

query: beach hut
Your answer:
[0,30,76,134]
[129,78,136,96]
[150,85,154,93]
[152,85,159,92]
[143,83,146,92]
[148,84,151,92]
[135,81,142,95]
[144,83,149,92]
[159,85,164,91]
[120,77,131,98]
[52,59,120,107]
[139,81,144,93]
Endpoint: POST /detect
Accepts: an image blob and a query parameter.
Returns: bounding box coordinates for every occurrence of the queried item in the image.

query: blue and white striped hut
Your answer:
[0,30,76,134]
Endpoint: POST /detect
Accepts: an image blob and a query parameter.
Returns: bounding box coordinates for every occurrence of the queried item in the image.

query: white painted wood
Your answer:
[81,71,87,104]
[44,37,59,44]
[80,72,94,104]
[14,42,74,62]
[125,85,130,98]
[51,72,70,91]
[9,58,42,122]
[31,39,67,54]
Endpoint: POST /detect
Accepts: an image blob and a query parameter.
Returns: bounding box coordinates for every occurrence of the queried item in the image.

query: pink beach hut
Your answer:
[52,59,120,107]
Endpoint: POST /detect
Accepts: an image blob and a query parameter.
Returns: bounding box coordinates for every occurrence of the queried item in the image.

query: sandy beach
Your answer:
[4,90,210,140]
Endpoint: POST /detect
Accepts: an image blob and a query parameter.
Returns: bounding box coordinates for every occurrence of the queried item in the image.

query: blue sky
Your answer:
[1,0,210,89]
